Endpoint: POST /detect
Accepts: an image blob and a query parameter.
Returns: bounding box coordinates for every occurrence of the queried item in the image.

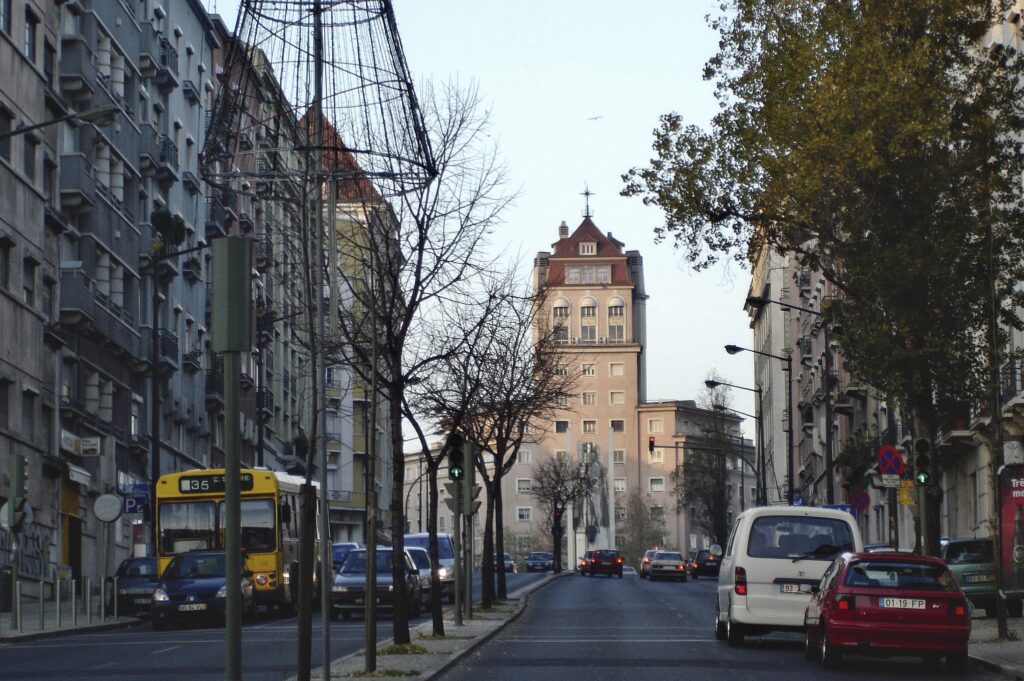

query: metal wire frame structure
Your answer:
[201,0,435,198]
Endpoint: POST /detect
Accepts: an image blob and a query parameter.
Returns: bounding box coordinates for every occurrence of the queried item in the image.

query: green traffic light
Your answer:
[916,471,930,485]
[449,464,464,481]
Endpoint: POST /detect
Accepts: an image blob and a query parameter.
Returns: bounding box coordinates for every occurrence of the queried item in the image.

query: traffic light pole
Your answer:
[452,490,462,627]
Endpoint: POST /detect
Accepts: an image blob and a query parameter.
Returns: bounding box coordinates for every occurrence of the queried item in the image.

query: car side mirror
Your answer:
[709,544,723,557]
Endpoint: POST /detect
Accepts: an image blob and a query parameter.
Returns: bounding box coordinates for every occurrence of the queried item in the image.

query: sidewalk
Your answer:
[0,599,139,642]
[310,572,561,680]
[969,615,1024,679]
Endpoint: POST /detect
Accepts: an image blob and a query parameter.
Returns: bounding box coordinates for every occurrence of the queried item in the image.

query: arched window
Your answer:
[552,297,570,319]
[607,297,625,343]
[580,297,597,344]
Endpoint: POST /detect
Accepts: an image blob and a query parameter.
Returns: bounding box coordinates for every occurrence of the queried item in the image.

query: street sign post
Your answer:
[882,474,901,488]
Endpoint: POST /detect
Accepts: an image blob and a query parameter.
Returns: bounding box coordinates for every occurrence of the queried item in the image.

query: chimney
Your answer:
[558,221,569,239]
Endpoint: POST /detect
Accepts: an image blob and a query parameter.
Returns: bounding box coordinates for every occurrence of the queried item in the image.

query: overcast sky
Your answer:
[204,1,759,435]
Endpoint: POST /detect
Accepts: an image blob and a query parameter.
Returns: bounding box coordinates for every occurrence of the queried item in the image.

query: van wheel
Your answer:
[804,628,819,661]
[726,616,744,647]
[714,606,727,641]
[820,627,841,668]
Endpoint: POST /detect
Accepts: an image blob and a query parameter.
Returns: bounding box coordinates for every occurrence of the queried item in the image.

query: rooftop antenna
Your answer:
[581,183,594,219]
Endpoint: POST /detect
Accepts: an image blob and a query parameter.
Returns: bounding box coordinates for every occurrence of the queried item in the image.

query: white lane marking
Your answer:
[151,645,181,655]
[500,638,710,643]
[3,636,368,649]
[92,662,116,669]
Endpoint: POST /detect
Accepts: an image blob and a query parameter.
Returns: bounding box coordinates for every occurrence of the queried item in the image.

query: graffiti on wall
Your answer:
[0,526,53,580]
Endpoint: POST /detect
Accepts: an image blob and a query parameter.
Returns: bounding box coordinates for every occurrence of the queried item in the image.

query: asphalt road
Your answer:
[438,570,1003,681]
[0,571,546,681]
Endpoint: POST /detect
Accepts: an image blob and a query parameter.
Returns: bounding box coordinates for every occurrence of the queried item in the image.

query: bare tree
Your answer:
[333,81,512,644]
[617,489,667,568]
[530,455,599,573]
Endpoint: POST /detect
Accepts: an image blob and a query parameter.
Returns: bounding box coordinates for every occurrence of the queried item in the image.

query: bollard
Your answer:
[71,579,77,627]
[112,576,118,620]
[85,576,92,624]
[56,578,62,629]
[15,581,22,633]
[39,581,44,631]
[100,579,105,621]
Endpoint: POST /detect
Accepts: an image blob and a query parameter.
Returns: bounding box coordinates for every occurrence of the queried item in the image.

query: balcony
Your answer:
[157,328,179,373]
[153,36,179,91]
[182,257,202,282]
[240,366,255,389]
[182,79,201,104]
[59,269,140,359]
[59,154,97,213]
[255,235,273,270]
[156,135,180,184]
[59,38,97,100]
[220,189,239,223]
[128,433,149,455]
[205,366,224,409]
[205,195,226,238]
[239,212,255,232]
[258,387,274,416]
[183,171,202,194]
[182,349,202,373]
[238,132,254,150]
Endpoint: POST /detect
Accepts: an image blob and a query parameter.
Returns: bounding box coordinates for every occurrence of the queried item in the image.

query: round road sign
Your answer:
[877,445,905,476]
[850,490,870,512]
[93,494,123,523]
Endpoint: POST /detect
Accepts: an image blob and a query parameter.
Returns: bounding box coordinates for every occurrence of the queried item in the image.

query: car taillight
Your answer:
[677,564,685,570]
[735,567,747,595]
[834,595,853,611]
[949,600,968,617]
[616,557,623,564]
[694,563,700,569]
[643,557,650,564]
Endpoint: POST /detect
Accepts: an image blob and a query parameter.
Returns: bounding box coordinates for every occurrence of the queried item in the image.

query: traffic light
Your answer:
[914,438,931,486]
[446,433,465,481]
[648,436,656,454]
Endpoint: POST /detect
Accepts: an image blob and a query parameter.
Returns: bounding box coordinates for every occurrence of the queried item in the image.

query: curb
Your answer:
[969,653,1024,680]
[0,617,141,643]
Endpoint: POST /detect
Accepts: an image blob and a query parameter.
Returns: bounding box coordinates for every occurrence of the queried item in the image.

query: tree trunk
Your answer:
[390,380,410,644]
[480,479,496,608]
[495,482,508,599]
[427,461,444,636]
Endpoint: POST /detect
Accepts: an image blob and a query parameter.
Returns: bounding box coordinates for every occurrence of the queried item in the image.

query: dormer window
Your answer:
[579,242,596,256]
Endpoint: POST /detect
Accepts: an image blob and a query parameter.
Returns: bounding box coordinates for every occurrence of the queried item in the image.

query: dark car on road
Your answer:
[578,550,594,576]
[330,548,421,620]
[690,549,721,578]
[151,551,256,630]
[494,552,516,573]
[526,552,554,572]
[804,552,971,672]
[943,538,1023,617]
[108,557,158,616]
[588,549,624,578]
[332,542,359,570]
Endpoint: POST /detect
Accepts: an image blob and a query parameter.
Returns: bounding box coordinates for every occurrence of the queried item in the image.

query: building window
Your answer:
[649,448,664,464]
[649,477,665,493]
[581,324,597,343]
[554,449,568,462]
[517,449,532,465]
[615,504,626,522]
[613,449,626,464]
[580,302,596,317]
[24,9,38,62]
[0,107,12,161]
[0,242,10,290]
[651,506,665,521]
[23,137,37,183]
[581,363,595,377]
[609,391,625,406]
[555,395,569,407]
[0,0,9,35]
[555,364,569,376]
[21,390,35,439]
[22,258,36,307]
[554,325,569,344]
[439,515,446,532]
[579,242,596,255]
[553,299,570,319]
[609,305,624,317]
[0,379,9,430]
[613,478,626,493]
[565,265,611,284]
[607,323,624,342]
[517,506,532,522]
[516,478,532,494]
[610,419,625,433]
[582,391,596,406]
[582,420,596,434]
[648,419,664,434]
[609,363,624,377]
[555,420,569,434]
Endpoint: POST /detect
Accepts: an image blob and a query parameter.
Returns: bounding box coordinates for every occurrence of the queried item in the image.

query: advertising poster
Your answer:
[1000,464,1024,595]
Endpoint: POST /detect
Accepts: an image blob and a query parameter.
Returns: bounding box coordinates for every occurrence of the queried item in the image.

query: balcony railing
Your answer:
[159,328,179,361]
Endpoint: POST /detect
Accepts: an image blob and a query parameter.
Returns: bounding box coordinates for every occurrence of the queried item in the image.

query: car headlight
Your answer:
[216,585,227,599]
[437,567,448,580]
[332,585,348,593]
[152,587,169,603]
[388,585,394,592]
[118,588,128,595]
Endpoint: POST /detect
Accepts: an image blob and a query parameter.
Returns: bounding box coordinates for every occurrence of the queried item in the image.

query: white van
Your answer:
[714,506,863,646]
[404,533,456,603]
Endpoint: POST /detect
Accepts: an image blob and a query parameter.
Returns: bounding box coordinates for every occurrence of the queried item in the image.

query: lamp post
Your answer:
[708,382,767,506]
[725,344,794,505]
[744,294,837,505]
[0,105,120,141]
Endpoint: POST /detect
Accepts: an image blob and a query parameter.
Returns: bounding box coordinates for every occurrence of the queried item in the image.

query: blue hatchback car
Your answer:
[151,551,256,630]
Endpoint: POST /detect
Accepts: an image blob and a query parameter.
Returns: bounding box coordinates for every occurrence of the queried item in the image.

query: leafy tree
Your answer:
[623,1,1024,555]
[616,489,666,568]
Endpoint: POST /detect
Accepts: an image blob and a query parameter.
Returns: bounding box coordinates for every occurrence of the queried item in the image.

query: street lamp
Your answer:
[707,379,767,506]
[744,293,837,506]
[725,344,795,505]
[0,105,120,141]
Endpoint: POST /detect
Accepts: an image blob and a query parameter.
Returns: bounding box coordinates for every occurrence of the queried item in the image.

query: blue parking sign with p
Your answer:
[124,495,148,515]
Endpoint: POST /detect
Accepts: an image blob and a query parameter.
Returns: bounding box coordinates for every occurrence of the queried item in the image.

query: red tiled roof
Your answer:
[545,218,633,286]
[550,217,625,255]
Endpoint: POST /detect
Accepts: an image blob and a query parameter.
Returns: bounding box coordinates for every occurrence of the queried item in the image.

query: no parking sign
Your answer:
[877,445,905,476]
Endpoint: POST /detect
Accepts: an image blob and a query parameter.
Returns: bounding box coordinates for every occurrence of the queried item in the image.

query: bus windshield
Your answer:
[159,498,277,556]
[221,499,276,552]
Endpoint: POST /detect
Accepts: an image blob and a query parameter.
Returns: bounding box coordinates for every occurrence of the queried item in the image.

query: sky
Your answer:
[204,1,759,435]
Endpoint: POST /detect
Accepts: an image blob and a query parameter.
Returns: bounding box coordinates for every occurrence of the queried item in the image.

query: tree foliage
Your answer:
[623,1,1024,553]
[616,489,667,565]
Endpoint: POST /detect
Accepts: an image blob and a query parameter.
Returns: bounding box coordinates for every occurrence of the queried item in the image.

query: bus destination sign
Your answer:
[179,473,255,494]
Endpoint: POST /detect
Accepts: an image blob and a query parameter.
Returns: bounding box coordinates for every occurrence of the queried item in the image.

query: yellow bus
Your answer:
[155,468,318,614]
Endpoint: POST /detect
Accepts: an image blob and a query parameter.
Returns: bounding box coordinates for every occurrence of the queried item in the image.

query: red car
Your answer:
[588,549,624,578]
[804,552,971,673]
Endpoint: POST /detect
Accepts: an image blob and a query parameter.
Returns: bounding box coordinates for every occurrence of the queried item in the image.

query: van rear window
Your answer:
[747,516,854,560]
